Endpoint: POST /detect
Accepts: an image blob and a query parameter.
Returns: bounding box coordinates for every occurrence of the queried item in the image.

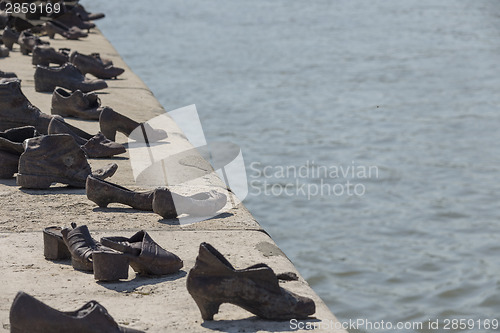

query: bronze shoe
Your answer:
[34,63,107,93]
[187,243,316,320]
[51,87,102,120]
[85,175,155,211]
[70,51,124,79]
[32,45,69,66]
[16,134,118,189]
[43,20,88,40]
[99,107,167,142]
[9,291,144,333]
[101,230,183,275]
[0,126,37,178]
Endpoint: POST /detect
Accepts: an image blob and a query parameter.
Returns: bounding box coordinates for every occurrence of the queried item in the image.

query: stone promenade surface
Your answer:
[0,27,346,332]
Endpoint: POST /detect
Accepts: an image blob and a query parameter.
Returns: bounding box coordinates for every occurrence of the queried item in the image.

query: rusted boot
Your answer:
[0,78,52,133]
[187,243,316,320]
[85,175,155,211]
[0,78,91,138]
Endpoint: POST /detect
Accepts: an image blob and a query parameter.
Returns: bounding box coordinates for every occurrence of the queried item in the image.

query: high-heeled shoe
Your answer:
[70,51,124,79]
[17,134,118,189]
[100,230,183,275]
[85,175,155,211]
[9,291,144,332]
[187,243,316,320]
[99,107,167,142]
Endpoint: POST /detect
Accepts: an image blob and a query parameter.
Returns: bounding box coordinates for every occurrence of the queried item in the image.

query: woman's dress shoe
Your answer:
[86,175,155,211]
[187,242,316,320]
[71,51,124,79]
[99,107,167,142]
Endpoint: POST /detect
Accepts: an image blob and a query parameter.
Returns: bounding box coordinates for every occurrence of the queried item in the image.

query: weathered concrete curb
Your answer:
[0,26,346,332]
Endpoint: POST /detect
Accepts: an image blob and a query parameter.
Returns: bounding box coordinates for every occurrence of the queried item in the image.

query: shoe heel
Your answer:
[43,228,71,260]
[16,173,54,189]
[192,296,221,320]
[93,251,129,281]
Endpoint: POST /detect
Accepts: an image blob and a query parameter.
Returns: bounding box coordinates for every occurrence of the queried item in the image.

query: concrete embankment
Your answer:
[0,26,346,332]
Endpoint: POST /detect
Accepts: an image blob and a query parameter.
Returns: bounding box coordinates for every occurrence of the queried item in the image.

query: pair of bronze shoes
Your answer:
[85,176,227,219]
[10,291,143,332]
[44,223,183,281]
[70,51,124,79]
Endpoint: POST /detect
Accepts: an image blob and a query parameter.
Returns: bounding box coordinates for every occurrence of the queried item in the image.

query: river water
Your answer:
[84,0,500,331]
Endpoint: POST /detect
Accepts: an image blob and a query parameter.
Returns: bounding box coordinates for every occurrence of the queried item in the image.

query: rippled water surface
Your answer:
[85,0,500,331]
